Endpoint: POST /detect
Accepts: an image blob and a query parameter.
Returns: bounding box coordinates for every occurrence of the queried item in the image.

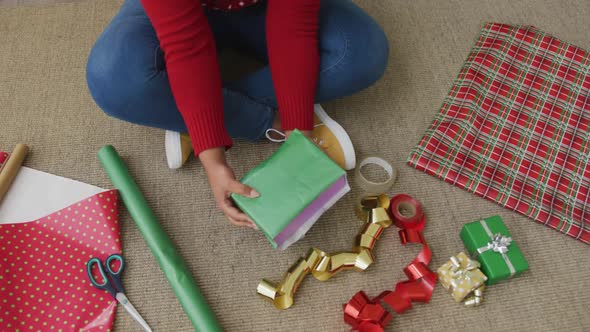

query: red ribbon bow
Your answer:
[343,194,437,331]
[343,292,391,332]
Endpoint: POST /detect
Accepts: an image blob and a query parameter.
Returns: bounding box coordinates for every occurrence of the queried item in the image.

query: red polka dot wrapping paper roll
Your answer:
[0,151,8,165]
[408,23,590,244]
[0,190,122,331]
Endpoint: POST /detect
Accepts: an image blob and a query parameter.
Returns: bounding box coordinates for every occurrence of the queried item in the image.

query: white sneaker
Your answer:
[165,130,193,169]
[312,104,356,170]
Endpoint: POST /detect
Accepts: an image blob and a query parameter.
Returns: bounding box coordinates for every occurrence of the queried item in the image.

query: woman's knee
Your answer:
[86,18,161,120]
[355,20,389,85]
[318,1,389,94]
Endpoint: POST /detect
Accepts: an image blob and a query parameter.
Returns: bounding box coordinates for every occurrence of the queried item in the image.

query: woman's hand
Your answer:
[199,147,259,229]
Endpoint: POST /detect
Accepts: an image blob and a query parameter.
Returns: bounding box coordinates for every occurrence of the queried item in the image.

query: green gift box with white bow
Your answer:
[460,216,529,285]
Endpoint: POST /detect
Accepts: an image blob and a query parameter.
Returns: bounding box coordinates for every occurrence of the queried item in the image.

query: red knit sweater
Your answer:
[140,0,320,156]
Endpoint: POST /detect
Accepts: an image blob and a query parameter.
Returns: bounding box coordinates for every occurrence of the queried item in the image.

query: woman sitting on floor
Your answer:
[86,0,389,228]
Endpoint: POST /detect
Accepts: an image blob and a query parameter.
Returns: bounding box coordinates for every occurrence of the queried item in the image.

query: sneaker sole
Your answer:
[314,104,356,170]
[165,130,183,169]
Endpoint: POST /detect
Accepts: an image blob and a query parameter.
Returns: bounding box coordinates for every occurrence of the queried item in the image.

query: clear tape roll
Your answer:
[354,156,397,193]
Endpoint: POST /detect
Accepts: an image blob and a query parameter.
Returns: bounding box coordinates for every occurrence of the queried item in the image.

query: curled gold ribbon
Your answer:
[355,194,392,227]
[257,248,323,310]
[258,194,392,309]
[311,248,375,281]
[464,286,485,307]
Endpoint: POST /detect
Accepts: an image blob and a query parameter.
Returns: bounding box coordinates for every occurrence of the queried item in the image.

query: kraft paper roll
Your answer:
[354,156,397,194]
[0,144,29,205]
[98,145,221,332]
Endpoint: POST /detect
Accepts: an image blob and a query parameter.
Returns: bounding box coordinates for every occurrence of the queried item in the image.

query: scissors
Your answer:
[87,254,153,332]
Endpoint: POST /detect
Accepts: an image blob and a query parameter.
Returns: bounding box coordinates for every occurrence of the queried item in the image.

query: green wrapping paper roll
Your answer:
[98,145,222,332]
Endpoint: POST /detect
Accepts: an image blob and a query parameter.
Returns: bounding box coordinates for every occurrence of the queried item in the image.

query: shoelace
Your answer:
[265,128,286,143]
[265,123,326,146]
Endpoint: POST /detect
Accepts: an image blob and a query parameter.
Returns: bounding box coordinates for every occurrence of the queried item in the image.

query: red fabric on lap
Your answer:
[408,23,590,244]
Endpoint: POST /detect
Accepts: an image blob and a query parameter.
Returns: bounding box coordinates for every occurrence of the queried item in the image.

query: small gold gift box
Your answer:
[437,252,487,304]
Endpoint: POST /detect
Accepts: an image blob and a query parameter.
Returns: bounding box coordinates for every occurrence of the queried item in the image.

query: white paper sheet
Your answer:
[0,167,106,224]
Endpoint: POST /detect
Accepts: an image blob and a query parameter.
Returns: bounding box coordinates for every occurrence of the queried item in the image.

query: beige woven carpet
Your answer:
[1,0,589,331]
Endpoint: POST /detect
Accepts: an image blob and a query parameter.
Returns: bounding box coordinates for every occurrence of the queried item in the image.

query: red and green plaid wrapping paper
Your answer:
[408,23,590,244]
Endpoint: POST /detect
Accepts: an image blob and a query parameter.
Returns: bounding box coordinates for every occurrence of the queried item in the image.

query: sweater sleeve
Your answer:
[266,0,321,132]
[141,0,232,156]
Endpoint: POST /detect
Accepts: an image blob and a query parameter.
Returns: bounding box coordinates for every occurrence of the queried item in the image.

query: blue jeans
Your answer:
[86,0,389,141]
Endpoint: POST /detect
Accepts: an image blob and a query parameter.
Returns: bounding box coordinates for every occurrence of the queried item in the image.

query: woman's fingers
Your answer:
[202,157,259,229]
[228,215,257,228]
[220,197,257,228]
[227,215,255,228]
[222,204,255,228]
[228,180,260,198]
[224,181,259,229]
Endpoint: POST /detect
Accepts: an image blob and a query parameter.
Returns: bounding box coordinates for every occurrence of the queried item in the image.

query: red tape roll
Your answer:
[343,194,436,331]
[390,194,425,231]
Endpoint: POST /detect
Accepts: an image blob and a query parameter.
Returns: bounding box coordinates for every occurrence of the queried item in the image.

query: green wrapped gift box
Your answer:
[460,216,528,285]
[232,130,349,250]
